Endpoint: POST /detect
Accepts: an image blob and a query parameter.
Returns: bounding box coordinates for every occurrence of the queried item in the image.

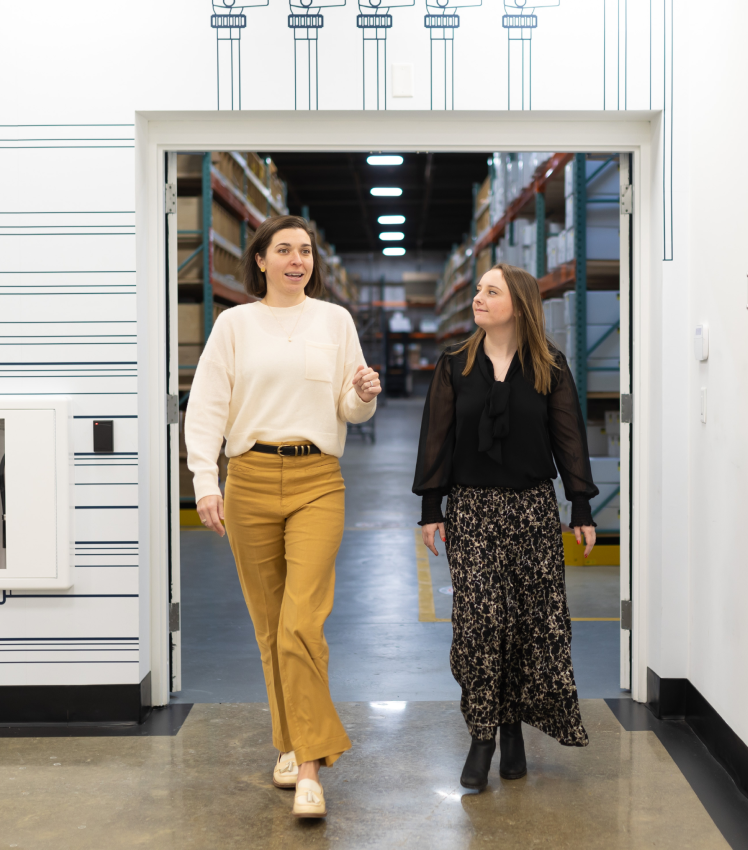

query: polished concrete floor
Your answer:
[173,399,624,705]
[0,700,737,849]
[4,400,747,848]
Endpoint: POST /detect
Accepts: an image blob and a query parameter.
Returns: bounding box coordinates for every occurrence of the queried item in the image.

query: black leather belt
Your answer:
[250,443,321,457]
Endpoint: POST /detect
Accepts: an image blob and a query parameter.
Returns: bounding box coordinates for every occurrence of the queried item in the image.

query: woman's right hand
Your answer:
[422,522,446,556]
[197,494,225,537]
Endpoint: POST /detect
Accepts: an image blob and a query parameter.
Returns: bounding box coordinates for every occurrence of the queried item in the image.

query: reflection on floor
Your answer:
[0,700,735,849]
[3,400,748,848]
[174,398,626,704]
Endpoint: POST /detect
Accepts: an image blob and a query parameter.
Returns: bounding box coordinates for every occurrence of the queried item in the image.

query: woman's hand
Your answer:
[574,525,596,558]
[197,494,225,537]
[422,522,446,556]
[352,365,382,402]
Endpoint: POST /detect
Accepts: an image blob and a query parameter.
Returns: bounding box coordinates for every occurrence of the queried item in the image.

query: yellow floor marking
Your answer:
[571,617,620,621]
[414,529,450,623]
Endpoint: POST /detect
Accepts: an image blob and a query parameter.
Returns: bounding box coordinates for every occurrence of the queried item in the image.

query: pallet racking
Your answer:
[435,151,623,536]
[176,152,356,509]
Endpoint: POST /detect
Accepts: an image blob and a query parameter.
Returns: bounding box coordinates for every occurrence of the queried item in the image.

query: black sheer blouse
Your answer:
[412,342,599,528]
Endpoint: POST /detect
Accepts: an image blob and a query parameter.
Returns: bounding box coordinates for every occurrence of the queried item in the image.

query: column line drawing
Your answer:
[211,0,268,111]
[503,1,559,111]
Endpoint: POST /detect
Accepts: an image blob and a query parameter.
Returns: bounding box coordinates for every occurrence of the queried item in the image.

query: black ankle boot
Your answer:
[460,736,496,791]
[499,721,527,779]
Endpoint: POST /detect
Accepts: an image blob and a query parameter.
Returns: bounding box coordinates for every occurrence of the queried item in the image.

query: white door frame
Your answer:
[135,109,658,708]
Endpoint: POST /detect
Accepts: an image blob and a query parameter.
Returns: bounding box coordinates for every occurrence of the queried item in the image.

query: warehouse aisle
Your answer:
[174,398,622,704]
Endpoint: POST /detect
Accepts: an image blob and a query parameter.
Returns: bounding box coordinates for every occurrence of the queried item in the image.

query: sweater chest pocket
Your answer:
[304,341,339,383]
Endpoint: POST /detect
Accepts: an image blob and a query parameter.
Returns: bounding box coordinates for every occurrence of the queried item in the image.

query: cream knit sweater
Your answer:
[185,297,376,503]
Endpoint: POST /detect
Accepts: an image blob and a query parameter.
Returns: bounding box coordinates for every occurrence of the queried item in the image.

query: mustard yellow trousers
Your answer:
[223,445,351,767]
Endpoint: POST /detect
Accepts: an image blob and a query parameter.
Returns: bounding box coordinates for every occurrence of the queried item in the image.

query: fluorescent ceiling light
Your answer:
[378,215,405,225]
[383,247,406,256]
[370,187,402,197]
[379,232,404,241]
[367,155,404,166]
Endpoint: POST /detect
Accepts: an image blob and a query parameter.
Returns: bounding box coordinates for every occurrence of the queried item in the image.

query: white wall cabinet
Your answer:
[0,397,73,590]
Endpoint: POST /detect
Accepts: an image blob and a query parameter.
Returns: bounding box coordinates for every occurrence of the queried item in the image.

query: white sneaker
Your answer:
[272,751,298,789]
[292,778,327,818]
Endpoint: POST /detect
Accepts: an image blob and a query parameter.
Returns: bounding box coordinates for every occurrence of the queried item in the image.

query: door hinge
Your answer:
[167,394,179,425]
[620,600,632,631]
[169,601,180,633]
[620,184,633,215]
[621,393,633,424]
[165,183,177,215]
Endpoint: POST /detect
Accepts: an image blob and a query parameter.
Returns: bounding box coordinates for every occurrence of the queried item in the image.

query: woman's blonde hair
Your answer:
[450,262,559,395]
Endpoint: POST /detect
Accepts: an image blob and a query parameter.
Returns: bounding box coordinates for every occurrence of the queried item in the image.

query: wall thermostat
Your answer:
[694,324,709,361]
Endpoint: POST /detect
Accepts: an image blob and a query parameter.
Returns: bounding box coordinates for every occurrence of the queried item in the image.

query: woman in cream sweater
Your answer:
[186,215,379,819]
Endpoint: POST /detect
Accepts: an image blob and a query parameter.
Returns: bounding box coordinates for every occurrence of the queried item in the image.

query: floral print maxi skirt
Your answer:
[444,480,589,747]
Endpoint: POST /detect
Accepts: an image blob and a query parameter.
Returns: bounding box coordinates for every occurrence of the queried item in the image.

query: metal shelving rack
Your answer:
[436,151,623,536]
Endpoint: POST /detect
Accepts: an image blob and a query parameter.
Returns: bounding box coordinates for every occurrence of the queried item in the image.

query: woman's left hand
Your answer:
[353,365,382,402]
[574,525,597,559]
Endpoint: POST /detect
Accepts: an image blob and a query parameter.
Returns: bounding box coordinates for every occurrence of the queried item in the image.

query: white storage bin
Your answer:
[545,298,566,333]
[587,225,620,260]
[564,160,575,198]
[590,457,620,484]
[607,433,621,457]
[586,424,608,456]
[604,410,621,435]
[564,291,620,326]
[565,194,575,230]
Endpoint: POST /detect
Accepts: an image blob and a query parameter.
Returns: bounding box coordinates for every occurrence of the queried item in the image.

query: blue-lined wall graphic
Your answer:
[212,0,269,111]
[503,0,559,111]
[0,124,139,684]
[359,0,414,110]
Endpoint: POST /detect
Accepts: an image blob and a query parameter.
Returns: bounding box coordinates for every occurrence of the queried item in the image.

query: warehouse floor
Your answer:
[172,398,622,705]
[3,401,747,849]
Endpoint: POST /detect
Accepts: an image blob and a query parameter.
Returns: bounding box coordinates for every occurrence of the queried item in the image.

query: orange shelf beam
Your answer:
[473,152,574,255]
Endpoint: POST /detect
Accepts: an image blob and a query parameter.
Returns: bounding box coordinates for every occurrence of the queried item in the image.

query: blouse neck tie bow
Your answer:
[478,380,511,464]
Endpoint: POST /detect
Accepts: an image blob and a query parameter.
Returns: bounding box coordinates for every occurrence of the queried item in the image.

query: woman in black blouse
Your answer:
[413,263,598,791]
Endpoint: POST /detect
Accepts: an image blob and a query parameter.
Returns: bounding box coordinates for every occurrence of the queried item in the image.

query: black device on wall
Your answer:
[93,420,114,453]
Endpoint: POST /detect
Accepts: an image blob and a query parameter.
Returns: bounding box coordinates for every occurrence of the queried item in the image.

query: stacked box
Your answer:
[490,153,507,224]
[564,291,620,326]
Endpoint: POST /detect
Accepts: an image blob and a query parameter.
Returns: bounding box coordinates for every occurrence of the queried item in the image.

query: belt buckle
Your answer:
[277,445,284,456]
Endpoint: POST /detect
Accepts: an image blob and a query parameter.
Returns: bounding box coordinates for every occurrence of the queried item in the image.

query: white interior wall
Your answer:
[683,2,748,743]
[5,0,747,750]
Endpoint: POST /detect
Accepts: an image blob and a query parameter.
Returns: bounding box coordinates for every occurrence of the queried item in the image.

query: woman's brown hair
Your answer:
[450,262,560,395]
[241,215,327,299]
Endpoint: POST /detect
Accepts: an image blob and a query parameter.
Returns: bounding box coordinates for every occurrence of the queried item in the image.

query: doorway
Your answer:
[136,110,653,708]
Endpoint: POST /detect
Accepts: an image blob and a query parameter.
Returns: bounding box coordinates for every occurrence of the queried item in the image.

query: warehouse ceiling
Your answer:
[262,152,492,255]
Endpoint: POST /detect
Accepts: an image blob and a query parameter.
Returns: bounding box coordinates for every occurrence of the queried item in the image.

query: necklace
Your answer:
[263,297,306,342]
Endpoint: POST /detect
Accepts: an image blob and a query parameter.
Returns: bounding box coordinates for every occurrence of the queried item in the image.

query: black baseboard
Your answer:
[648,667,748,799]
[0,671,152,725]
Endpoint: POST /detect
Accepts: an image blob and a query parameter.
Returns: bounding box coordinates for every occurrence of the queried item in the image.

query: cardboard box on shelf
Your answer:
[177,196,202,231]
[178,303,226,344]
